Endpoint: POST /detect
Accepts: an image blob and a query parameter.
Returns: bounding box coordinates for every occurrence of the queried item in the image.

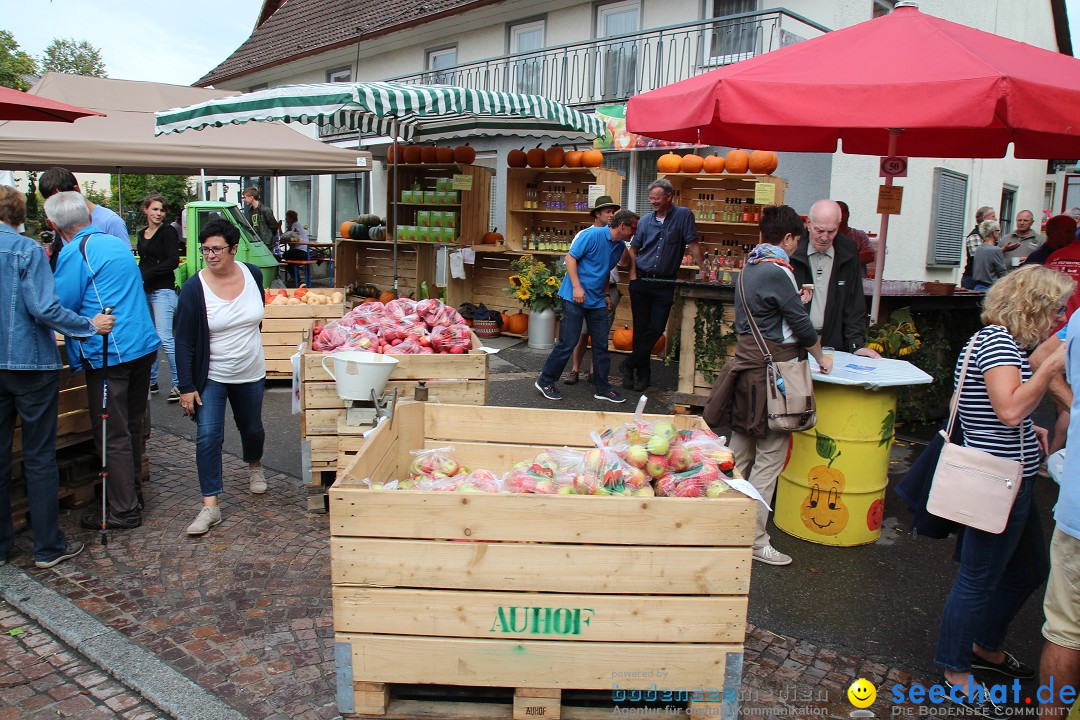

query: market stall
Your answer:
[775,352,931,546]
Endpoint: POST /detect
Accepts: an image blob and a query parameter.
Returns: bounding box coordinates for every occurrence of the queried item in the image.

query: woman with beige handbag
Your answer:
[933,265,1072,716]
[703,205,833,568]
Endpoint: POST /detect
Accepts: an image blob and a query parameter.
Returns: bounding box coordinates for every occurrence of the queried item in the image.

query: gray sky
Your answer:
[6,0,1080,88]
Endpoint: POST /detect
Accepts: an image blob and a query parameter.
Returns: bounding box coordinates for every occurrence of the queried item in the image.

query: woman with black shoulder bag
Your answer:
[933,264,1072,715]
[704,205,833,567]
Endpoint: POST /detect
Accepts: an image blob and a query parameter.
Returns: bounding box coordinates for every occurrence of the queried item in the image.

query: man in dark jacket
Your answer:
[790,200,879,358]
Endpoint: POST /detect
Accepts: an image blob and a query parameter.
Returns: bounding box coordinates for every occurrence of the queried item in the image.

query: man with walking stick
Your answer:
[46,192,160,531]
[0,186,114,567]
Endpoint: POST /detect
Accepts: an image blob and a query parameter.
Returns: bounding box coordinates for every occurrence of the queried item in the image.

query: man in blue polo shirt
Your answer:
[623,179,704,392]
[535,209,639,403]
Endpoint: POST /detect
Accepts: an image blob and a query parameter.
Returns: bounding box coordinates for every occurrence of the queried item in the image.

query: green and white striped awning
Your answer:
[155,81,608,141]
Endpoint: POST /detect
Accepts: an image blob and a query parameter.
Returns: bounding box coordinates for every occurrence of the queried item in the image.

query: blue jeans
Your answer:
[0,369,67,562]
[194,378,265,497]
[539,300,613,393]
[146,289,178,388]
[934,477,1049,671]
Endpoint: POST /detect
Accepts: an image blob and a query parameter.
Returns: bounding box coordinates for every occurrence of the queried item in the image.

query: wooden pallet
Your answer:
[341,682,729,719]
[331,402,753,719]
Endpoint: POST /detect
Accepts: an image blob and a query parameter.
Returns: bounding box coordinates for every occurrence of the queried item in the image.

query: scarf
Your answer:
[746,242,794,272]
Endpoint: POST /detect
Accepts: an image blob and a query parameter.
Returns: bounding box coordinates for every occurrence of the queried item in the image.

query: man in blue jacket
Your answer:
[0,186,114,568]
[47,192,160,530]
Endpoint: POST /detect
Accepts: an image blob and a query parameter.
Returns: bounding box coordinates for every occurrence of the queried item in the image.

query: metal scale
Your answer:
[343,387,399,429]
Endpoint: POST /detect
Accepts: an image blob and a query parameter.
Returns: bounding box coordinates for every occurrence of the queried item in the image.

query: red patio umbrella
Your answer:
[626,2,1080,319]
[0,85,104,123]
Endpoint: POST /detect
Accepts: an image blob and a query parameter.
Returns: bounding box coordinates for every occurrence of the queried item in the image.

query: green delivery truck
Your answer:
[174,201,279,289]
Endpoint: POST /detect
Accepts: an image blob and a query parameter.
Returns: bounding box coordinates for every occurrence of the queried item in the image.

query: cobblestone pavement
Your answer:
[0,602,165,720]
[4,428,938,719]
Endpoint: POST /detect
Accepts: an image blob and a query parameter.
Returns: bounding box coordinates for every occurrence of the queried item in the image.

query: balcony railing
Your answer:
[320,8,828,139]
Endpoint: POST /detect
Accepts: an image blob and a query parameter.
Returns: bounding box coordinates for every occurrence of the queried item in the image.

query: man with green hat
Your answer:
[564,196,626,386]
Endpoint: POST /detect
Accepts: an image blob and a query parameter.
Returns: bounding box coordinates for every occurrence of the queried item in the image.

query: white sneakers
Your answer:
[187,506,222,536]
[249,466,267,494]
[752,544,792,566]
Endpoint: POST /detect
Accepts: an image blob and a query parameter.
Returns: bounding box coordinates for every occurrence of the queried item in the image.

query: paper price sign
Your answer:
[754,182,776,205]
[876,185,904,215]
[451,174,473,191]
[587,185,606,206]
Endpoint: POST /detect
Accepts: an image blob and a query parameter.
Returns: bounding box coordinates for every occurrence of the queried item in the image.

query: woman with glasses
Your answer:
[174,219,267,537]
[933,265,1072,716]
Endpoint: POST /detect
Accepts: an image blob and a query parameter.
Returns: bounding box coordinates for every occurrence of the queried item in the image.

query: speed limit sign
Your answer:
[880,156,908,178]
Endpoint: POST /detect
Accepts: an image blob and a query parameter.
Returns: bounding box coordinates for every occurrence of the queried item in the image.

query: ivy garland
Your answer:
[693,298,738,384]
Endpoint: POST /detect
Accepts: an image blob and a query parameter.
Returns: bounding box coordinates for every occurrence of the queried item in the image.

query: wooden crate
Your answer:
[330,402,754,719]
[675,287,737,413]
[299,346,489,488]
[262,292,346,378]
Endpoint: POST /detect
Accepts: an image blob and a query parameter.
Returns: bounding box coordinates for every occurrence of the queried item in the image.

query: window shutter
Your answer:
[926,168,968,267]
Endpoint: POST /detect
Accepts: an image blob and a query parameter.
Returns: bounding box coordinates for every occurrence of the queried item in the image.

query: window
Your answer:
[249,83,268,93]
[426,46,457,85]
[326,66,352,83]
[510,20,545,95]
[706,0,759,64]
[595,0,639,101]
[285,176,316,239]
[926,168,969,268]
[1000,185,1017,235]
[873,0,896,18]
[333,175,369,237]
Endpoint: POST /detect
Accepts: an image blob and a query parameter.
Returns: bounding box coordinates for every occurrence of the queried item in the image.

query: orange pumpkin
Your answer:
[379,290,396,304]
[581,149,604,168]
[385,145,397,164]
[748,150,779,175]
[612,325,633,351]
[507,311,529,335]
[501,312,513,329]
[420,145,439,163]
[436,146,455,163]
[507,148,528,167]
[339,221,355,239]
[565,150,584,167]
[657,152,682,174]
[526,145,547,168]
[652,334,666,357]
[703,155,726,174]
[402,145,422,164]
[725,149,750,174]
[482,228,504,245]
[681,154,704,173]
[453,144,476,164]
[545,146,565,168]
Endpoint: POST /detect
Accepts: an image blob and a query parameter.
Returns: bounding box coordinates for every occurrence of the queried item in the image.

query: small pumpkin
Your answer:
[369,225,387,242]
[507,311,529,335]
[526,144,547,168]
[361,284,379,298]
[652,333,666,357]
[348,222,369,240]
[385,145,397,164]
[703,154,726,174]
[748,150,779,175]
[581,149,604,167]
[501,312,513,329]
[565,150,584,168]
[725,149,750,174]
[545,146,565,168]
[657,152,682,174]
[356,213,381,226]
[379,290,396,304]
[483,228,504,245]
[681,154,704,173]
[402,145,423,164]
[420,144,439,164]
[507,147,528,168]
[339,221,355,239]
[453,144,476,164]
[436,146,455,163]
[612,325,633,351]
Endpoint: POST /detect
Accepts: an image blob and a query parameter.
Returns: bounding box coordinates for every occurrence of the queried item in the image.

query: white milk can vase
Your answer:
[527,307,557,350]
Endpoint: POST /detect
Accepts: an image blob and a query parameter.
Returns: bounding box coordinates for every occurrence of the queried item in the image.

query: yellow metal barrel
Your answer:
[775,383,898,546]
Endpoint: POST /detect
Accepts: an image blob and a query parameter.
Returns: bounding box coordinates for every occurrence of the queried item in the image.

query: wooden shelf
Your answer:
[390,202,463,208]
[509,209,595,216]
[693,220,760,229]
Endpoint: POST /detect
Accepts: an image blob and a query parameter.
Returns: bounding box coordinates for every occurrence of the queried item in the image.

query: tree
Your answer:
[0,30,38,90]
[110,174,196,230]
[41,38,106,78]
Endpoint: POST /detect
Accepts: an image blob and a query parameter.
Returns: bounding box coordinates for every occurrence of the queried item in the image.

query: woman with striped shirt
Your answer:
[935,265,1072,715]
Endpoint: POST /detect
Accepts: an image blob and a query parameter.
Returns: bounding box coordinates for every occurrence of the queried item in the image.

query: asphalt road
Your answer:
[147,338,1058,688]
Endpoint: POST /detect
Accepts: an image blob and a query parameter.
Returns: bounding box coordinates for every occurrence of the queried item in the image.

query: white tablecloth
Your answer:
[808,351,933,390]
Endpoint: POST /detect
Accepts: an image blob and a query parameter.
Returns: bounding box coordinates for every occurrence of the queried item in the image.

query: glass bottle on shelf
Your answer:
[522,227,531,251]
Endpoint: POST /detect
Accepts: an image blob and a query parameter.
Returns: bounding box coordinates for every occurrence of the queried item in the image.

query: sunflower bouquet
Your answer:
[505,256,565,312]
[867,308,922,358]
